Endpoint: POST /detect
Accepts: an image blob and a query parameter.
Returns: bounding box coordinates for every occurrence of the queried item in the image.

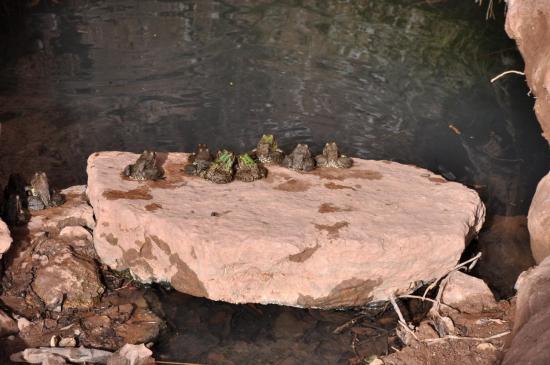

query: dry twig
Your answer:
[156,361,206,365]
[390,294,418,342]
[490,70,525,83]
[422,252,482,300]
[423,330,511,344]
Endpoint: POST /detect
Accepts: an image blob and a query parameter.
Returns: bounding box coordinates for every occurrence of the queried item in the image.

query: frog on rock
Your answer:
[204,150,236,184]
[282,144,316,172]
[315,142,353,168]
[184,144,212,177]
[26,172,65,211]
[123,150,164,181]
[251,134,285,165]
[235,153,267,182]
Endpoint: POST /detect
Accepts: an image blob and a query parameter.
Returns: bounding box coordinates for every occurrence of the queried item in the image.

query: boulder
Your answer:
[0,185,162,351]
[31,242,105,310]
[506,0,550,143]
[441,271,497,314]
[502,257,550,365]
[0,218,11,259]
[528,171,550,263]
[87,152,485,308]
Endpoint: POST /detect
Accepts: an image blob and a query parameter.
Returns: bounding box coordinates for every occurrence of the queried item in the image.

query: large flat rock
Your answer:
[528,171,550,263]
[0,218,11,259]
[87,152,485,308]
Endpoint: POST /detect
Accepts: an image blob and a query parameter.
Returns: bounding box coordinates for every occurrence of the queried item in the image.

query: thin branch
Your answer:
[422,252,482,300]
[390,294,418,341]
[490,70,525,83]
[156,361,206,365]
[398,295,438,304]
[423,330,511,344]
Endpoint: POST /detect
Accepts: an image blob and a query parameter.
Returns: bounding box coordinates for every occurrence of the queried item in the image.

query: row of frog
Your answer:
[124,135,353,184]
[1,172,65,226]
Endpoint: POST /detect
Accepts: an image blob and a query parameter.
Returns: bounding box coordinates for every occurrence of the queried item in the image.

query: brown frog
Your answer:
[235,153,267,182]
[282,144,315,172]
[26,172,65,211]
[204,150,236,184]
[184,144,212,177]
[252,134,285,164]
[315,142,353,168]
[123,150,164,181]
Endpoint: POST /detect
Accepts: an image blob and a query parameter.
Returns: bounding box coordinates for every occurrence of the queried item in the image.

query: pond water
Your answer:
[0,0,549,364]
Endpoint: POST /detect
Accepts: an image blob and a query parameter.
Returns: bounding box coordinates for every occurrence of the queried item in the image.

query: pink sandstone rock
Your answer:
[528,171,550,263]
[441,271,497,314]
[0,218,11,259]
[86,152,485,308]
[506,0,550,143]
[502,256,550,365]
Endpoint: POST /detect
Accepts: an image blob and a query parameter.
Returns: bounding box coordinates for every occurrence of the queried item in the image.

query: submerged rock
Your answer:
[502,256,550,365]
[528,171,550,263]
[0,218,11,259]
[87,152,485,308]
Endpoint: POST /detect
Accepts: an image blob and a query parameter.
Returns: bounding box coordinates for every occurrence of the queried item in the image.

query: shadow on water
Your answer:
[0,0,549,363]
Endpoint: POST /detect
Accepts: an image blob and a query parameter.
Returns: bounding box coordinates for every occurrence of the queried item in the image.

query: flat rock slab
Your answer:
[0,218,11,259]
[87,152,485,308]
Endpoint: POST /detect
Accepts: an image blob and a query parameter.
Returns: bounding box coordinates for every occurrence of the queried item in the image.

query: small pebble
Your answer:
[477,342,496,351]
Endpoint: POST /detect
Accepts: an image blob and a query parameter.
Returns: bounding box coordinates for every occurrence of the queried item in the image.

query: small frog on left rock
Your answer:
[235,153,267,182]
[123,150,164,181]
[26,172,65,211]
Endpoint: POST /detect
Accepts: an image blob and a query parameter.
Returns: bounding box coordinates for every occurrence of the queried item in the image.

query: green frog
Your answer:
[26,172,65,211]
[282,144,315,172]
[235,153,267,182]
[315,142,353,168]
[123,150,164,181]
[184,144,212,177]
[251,134,285,164]
[204,150,236,184]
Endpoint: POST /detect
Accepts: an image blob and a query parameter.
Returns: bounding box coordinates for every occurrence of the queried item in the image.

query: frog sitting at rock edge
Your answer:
[26,172,65,210]
[315,142,353,168]
[251,134,285,165]
[282,144,316,172]
[235,153,267,182]
[204,150,236,184]
[123,150,164,181]
[184,144,212,177]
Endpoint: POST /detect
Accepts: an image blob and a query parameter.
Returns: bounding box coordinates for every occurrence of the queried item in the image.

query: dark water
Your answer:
[0,0,549,363]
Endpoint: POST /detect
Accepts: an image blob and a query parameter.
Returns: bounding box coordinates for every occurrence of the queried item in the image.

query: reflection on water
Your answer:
[0,0,548,215]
